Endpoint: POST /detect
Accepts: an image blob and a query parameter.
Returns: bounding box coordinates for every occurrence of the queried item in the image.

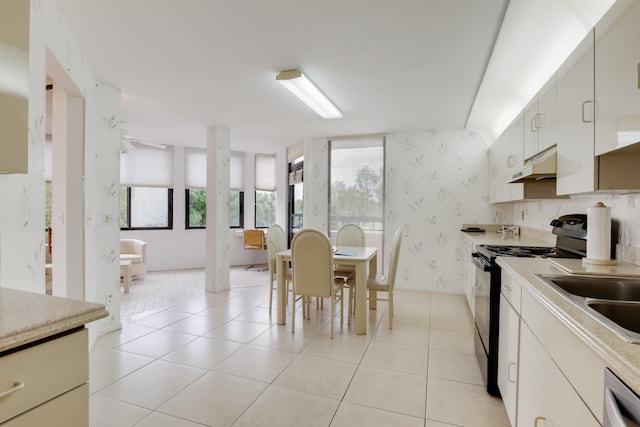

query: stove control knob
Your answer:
[550,219,563,227]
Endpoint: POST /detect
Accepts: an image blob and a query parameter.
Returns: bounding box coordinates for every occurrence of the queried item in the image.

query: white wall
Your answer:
[386,130,512,293]
[0,1,121,337]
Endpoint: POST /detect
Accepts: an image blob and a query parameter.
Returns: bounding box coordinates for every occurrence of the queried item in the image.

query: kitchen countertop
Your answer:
[461,225,555,247]
[0,287,109,353]
[496,256,640,394]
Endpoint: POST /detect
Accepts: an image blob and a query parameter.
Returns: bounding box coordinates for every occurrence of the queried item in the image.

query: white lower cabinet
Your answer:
[0,329,89,426]
[498,293,519,426]
[462,235,476,313]
[2,385,88,427]
[498,268,606,427]
[517,323,600,427]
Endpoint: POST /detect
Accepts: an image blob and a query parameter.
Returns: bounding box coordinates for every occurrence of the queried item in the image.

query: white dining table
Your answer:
[276,246,378,335]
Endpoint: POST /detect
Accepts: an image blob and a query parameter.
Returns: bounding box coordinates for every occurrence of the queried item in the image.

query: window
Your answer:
[184,189,244,229]
[186,188,206,228]
[184,148,246,228]
[255,190,275,228]
[288,157,303,243]
[230,190,244,228]
[329,137,384,271]
[121,144,174,230]
[255,154,276,228]
[120,187,173,229]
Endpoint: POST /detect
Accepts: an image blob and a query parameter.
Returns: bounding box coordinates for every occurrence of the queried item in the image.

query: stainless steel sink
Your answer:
[537,275,640,301]
[536,274,640,343]
[586,301,640,336]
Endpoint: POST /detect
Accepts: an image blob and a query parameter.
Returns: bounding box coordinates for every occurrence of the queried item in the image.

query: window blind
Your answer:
[255,154,276,191]
[121,145,174,187]
[230,151,245,191]
[185,147,206,189]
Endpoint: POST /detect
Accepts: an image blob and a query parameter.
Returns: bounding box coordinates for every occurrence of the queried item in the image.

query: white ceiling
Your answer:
[53,0,612,153]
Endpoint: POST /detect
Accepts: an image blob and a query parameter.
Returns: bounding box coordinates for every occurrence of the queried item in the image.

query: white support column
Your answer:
[302,138,329,233]
[205,127,230,292]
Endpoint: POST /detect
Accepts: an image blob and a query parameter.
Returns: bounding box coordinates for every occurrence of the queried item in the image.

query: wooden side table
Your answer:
[120,260,132,293]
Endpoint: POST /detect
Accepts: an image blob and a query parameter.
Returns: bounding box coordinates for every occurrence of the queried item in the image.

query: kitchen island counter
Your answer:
[0,287,108,353]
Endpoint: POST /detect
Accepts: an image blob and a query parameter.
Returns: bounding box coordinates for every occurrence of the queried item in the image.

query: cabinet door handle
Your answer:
[530,117,539,132]
[507,155,517,168]
[534,416,547,427]
[536,113,545,129]
[508,362,517,383]
[503,284,512,293]
[0,381,25,399]
[582,100,594,123]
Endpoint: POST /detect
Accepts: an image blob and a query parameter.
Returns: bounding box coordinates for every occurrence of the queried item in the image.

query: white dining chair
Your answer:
[291,228,345,338]
[266,224,293,315]
[334,224,366,323]
[366,227,402,329]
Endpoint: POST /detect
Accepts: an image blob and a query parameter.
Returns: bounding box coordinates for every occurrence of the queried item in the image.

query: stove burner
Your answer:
[482,245,557,257]
[480,245,583,259]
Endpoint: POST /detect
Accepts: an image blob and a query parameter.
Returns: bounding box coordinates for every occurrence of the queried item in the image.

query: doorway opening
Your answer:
[45,52,86,300]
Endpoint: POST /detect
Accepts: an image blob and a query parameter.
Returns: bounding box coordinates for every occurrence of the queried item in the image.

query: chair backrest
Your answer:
[266,224,286,277]
[291,229,334,298]
[336,224,365,247]
[244,229,266,249]
[386,227,403,290]
[120,239,147,260]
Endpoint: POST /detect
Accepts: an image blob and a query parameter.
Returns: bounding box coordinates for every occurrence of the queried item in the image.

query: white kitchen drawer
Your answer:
[0,328,88,423]
[1,384,88,427]
[501,271,522,314]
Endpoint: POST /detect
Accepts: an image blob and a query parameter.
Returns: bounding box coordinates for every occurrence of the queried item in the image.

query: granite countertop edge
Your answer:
[496,257,640,393]
[0,288,109,353]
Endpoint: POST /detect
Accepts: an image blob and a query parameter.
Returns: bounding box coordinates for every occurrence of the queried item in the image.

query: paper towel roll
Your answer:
[585,202,614,264]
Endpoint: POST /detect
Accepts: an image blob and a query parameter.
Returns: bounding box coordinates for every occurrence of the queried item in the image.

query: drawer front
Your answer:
[1,384,88,427]
[501,271,522,314]
[0,329,88,423]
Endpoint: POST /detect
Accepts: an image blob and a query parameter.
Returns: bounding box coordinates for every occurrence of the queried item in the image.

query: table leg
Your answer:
[122,265,131,293]
[369,254,378,310]
[355,261,367,334]
[276,256,286,325]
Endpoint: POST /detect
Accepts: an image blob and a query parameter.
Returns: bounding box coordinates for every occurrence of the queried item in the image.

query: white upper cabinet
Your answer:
[556,30,597,195]
[523,97,539,160]
[594,0,640,156]
[524,76,558,161]
[0,0,29,174]
[489,112,524,203]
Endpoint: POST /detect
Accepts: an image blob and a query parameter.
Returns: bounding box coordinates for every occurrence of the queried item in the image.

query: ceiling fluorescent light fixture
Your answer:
[276,69,342,119]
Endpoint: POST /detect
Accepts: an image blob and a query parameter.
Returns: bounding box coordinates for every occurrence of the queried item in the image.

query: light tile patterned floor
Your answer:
[90,268,510,426]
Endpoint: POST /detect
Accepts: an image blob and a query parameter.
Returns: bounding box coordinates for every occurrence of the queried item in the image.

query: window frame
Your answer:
[230,190,245,229]
[184,189,245,229]
[185,188,206,229]
[120,186,174,230]
[254,189,275,229]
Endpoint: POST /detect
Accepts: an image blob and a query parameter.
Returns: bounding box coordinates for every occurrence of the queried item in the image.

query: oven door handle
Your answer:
[472,253,492,272]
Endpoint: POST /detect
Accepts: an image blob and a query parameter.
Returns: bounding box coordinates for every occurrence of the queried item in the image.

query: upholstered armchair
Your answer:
[120,239,147,276]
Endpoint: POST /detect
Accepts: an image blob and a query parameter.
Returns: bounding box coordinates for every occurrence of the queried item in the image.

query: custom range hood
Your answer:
[509,145,557,183]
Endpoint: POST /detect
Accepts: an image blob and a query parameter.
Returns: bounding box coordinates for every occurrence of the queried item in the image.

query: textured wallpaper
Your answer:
[386,130,512,293]
[0,0,122,335]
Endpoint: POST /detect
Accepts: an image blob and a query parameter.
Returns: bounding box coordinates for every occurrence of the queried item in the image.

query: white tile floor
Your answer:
[90,268,510,426]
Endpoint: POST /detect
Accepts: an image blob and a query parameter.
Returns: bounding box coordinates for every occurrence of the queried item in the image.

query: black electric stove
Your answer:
[472,214,587,396]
